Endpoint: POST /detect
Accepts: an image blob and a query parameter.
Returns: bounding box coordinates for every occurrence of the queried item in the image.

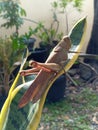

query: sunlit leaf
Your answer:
[0,17,87,130]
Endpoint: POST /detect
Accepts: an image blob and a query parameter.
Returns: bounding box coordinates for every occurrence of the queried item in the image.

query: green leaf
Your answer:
[0,49,28,130]
[3,80,38,130]
[0,17,87,130]
[27,17,87,130]
[20,7,27,16]
[69,16,87,45]
[51,1,58,9]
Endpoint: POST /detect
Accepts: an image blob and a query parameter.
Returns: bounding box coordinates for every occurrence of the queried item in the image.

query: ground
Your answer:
[38,62,98,130]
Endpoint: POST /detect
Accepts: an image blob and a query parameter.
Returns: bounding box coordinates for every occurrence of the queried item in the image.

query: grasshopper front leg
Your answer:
[20,60,61,76]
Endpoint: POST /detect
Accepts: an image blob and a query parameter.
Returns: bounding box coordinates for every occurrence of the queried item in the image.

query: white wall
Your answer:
[81,0,94,52]
[0,0,94,51]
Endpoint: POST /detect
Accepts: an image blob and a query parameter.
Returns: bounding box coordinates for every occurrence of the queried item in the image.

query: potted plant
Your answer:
[26,20,63,62]
[0,0,26,35]
[0,36,26,110]
[0,0,27,109]
[0,0,36,51]
[51,0,83,34]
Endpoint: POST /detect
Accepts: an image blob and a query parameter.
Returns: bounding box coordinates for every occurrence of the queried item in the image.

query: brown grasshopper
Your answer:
[18,36,71,108]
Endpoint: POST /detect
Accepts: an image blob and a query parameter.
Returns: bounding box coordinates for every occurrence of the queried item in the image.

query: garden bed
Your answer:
[38,63,98,130]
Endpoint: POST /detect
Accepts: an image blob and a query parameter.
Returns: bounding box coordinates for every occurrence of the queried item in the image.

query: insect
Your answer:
[18,36,71,108]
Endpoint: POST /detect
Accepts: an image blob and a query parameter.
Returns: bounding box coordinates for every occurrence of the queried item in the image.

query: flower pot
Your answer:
[27,47,50,62]
[24,38,36,52]
[46,74,66,103]
[0,87,7,111]
[0,95,7,111]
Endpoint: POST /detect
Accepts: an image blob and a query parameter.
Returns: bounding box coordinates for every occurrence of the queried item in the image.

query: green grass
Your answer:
[38,88,98,130]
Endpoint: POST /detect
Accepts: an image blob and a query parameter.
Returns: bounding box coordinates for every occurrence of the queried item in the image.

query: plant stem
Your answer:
[65,9,69,34]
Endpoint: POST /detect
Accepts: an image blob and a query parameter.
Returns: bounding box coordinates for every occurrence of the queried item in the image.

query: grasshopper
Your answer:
[18,36,71,108]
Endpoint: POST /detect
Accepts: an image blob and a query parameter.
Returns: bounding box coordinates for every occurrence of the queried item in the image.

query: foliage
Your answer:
[0,17,87,130]
[0,0,27,94]
[0,49,29,130]
[24,0,83,48]
[51,0,83,12]
[0,0,26,34]
[0,36,26,94]
[27,21,63,48]
[51,0,83,34]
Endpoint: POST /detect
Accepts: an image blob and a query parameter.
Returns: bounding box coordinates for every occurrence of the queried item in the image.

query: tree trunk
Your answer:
[86,0,98,62]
